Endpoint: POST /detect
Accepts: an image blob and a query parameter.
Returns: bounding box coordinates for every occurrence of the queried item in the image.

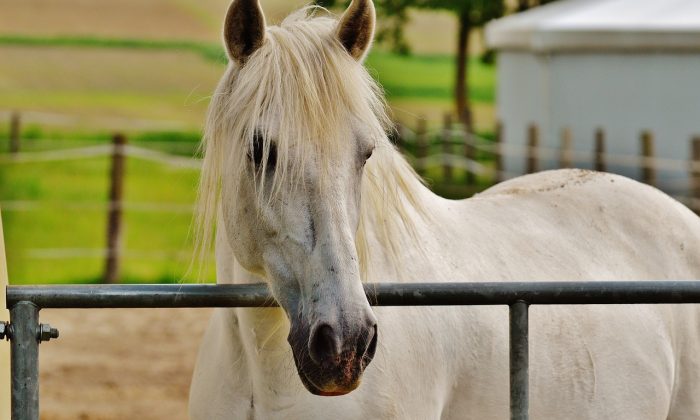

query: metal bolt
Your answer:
[37,324,59,342]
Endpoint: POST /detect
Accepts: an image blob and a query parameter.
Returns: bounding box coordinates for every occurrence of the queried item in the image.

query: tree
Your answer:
[377,0,505,129]
[318,1,560,128]
[518,0,559,12]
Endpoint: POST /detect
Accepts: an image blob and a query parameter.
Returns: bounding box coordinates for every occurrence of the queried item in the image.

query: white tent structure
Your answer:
[485,0,700,193]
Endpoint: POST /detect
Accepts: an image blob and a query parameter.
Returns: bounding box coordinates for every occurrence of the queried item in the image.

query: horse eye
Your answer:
[362,149,373,166]
[248,132,277,171]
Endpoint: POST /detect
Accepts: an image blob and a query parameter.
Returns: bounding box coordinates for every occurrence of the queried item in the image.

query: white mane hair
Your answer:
[195,8,428,279]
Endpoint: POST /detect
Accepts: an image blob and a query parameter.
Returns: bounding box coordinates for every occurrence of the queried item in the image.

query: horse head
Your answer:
[205,0,386,396]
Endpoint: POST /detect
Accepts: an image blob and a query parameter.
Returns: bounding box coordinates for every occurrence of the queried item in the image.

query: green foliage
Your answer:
[313,0,505,54]
[373,0,505,54]
[413,0,505,20]
[314,0,341,7]
[518,0,559,10]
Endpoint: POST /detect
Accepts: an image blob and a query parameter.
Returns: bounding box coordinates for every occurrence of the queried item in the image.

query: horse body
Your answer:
[189,1,700,417]
[191,168,700,419]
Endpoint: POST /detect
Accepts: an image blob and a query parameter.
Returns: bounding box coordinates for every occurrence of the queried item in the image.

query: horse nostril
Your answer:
[309,324,341,365]
[363,324,378,360]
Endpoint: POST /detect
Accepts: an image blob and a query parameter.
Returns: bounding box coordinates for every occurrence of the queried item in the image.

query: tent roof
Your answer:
[486,0,700,52]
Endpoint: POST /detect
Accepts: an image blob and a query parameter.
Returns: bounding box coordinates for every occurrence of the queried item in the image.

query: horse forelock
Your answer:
[195,7,429,280]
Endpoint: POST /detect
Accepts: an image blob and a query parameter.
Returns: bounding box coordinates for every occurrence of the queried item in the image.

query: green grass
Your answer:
[0,35,228,64]
[0,155,213,285]
[366,51,495,103]
[0,34,495,106]
[0,127,202,155]
[0,126,201,144]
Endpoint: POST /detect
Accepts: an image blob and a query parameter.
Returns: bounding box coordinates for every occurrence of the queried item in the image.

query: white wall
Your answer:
[497,52,551,176]
[497,51,700,192]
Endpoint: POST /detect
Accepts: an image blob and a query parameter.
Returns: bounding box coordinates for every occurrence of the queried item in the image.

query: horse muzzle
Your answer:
[288,320,378,396]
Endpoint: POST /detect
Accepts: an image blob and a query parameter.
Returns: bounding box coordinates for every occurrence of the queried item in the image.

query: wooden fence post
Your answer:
[559,127,572,169]
[9,112,20,154]
[464,121,476,186]
[692,137,700,212]
[442,114,453,183]
[526,123,539,174]
[494,121,503,183]
[416,116,428,176]
[594,128,606,172]
[460,108,472,133]
[640,130,656,187]
[104,133,126,284]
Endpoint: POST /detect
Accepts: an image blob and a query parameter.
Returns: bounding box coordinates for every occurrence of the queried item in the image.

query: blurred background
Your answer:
[1,0,699,285]
[3,1,700,419]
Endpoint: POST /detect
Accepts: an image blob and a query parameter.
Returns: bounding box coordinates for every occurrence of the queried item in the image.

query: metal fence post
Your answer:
[10,302,40,420]
[510,301,529,420]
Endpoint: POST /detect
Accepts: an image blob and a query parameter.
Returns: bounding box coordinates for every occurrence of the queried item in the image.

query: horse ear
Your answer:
[223,0,266,65]
[336,0,376,61]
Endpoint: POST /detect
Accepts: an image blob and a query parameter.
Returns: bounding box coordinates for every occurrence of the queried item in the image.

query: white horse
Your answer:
[189,0,700,418]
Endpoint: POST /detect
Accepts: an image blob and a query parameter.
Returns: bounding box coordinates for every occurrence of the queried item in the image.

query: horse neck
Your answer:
[359,165,442,283]
[214,224,296,394]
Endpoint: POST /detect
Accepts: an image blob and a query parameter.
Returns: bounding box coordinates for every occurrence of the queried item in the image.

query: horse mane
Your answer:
[195,8,428,280]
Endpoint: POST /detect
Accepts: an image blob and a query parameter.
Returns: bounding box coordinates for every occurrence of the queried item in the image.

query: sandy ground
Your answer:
[38,307,213,420]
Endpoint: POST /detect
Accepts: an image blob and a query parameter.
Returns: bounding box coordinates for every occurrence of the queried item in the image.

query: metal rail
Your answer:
[6,280,700,420]
[10,281,700,308]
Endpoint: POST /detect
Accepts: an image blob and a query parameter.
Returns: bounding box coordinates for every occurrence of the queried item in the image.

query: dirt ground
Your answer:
[38,307,213,420]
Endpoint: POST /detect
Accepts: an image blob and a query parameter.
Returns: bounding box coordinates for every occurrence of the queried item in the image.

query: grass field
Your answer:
[0,0,496,131]
[0,0,318,43]
[0,154,212,284]
[0,0,470,54]
[0,37,496,133]
[365,52,496,131]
